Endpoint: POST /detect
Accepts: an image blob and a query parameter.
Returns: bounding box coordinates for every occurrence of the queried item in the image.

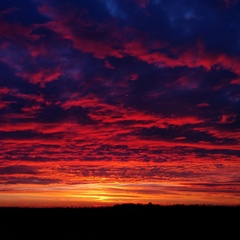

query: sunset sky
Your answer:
[0,0,240,207]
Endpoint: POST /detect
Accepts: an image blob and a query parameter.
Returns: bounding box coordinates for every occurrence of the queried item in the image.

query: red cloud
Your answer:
[129,73,139,81]
[194,126,240,144]
[38,4,124,59]
[16,68,62,87]
[0,87,11,95]
[231,78,240,85]
[21,105,43,114]
[61,94,204,128]
[0,101,12,109]
[197,103,210,107]
[219,114,237,124]
[124,39,240,76]
[0,12,38,42]
[104,60,115,69]
[36,4,240,79]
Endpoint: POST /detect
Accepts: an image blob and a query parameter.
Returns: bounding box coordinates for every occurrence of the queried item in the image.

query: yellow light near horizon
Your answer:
[0,181,239,207]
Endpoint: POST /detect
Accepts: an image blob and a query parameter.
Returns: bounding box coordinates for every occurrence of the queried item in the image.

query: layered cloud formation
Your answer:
[0,0,240,206]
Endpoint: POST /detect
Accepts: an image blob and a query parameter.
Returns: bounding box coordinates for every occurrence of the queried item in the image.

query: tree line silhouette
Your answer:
[0,203,239,239]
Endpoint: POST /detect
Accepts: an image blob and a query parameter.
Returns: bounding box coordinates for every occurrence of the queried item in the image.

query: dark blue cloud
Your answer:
[0,165,38,175]
[1,0,49,25]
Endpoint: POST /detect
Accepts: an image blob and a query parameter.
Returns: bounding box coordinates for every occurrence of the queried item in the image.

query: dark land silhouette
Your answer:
[1,203,239,239]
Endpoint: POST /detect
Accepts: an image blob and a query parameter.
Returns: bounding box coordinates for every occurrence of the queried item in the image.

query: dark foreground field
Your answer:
[1,203,239,239]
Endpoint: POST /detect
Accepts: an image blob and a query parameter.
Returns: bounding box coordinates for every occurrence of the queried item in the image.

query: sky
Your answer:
[0,0,240,207]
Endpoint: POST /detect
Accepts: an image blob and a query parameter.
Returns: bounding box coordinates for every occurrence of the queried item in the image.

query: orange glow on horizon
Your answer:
[0,180,239,208]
